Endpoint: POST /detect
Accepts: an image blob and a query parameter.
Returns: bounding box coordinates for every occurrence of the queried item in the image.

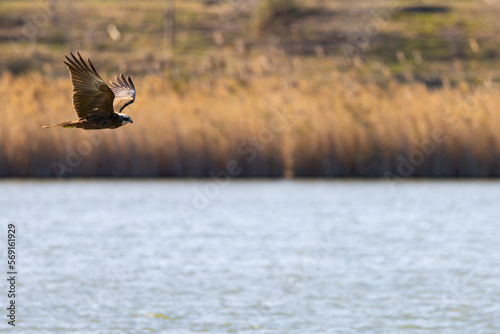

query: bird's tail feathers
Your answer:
[42,124,59,128]
[42,121,77,129]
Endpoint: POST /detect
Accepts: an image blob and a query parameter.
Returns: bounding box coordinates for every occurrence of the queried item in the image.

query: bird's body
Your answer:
[43,113,131,129]
[43,51,136,130]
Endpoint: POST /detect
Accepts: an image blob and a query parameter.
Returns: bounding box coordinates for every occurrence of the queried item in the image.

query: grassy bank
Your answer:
[2,0,500,177]
[1,54,499,178]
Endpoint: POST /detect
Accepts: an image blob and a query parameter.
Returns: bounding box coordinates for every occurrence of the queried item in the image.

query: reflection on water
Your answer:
[1,180,499,333]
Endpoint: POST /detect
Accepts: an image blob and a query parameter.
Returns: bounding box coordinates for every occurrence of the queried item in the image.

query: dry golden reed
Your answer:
[1,62,499,178]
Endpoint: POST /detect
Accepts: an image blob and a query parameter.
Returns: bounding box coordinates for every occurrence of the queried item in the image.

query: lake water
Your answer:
[0,179,499,333]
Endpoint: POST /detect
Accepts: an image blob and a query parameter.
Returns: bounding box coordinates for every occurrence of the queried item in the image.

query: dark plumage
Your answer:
[43,51,136,130]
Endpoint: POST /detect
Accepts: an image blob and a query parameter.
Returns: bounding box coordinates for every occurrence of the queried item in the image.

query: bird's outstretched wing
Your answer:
[109,74,136,113]
[63,52,115,118]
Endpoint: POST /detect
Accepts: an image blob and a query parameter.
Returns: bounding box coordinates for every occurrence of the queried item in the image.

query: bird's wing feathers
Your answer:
[109,74,136,113]
[63,52,115,118]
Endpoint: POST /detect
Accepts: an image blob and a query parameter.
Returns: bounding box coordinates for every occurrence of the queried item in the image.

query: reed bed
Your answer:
[1,56,499,178]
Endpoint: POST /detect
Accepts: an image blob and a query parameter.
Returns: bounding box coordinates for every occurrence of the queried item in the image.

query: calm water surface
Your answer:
[0,180,499,333]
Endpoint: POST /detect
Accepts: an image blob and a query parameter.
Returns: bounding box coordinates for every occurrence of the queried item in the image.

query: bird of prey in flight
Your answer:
[43,51,136,130]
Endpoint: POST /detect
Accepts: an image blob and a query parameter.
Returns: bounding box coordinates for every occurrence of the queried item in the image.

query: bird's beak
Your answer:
[130,119,133,124]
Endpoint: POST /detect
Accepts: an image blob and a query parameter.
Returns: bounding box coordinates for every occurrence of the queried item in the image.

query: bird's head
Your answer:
[118,113,133,125]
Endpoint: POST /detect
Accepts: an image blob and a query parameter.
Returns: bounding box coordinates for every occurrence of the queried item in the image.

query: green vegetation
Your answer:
[256,0,303,36]
[1,0,499,80]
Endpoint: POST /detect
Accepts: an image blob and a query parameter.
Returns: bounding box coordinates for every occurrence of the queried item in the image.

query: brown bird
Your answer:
[43,51,136,130]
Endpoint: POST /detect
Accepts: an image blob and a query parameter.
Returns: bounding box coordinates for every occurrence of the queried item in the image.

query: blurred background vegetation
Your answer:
[2,0,500,81]
[1,0,500,177]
